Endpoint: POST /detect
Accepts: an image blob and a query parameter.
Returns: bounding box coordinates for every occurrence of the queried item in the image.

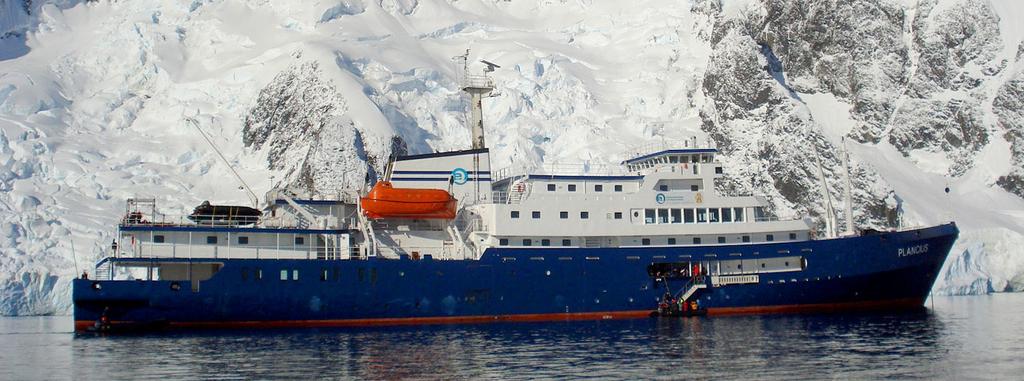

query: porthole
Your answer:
[91,282,102,291]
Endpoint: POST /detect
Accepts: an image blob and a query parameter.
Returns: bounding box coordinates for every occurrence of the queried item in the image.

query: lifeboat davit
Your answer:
[360,181,457,219]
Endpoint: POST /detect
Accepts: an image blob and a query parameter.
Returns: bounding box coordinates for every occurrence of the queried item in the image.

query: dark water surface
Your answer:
[2,294,1022,380]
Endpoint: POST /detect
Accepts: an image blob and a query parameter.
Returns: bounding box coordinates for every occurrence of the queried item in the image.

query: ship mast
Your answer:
[841,138,856,236]
[453,50,498,149]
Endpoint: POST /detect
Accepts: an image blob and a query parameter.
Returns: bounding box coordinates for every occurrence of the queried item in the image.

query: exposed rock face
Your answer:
[994,74,1024,198]
[243,61,373,196]
[699,7,897,230]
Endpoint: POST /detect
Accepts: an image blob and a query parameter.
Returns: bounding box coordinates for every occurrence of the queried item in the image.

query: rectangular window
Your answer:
[280,269,288,281]
[206,236,217,244]
[562,239,572,246]
[718,236,726,244]
[668,238,676,245]
[697,208,708,223]
[614,212,623,219]
[153,235,165,243]
[645,209,655,224]
[789,233,797,240]
[657,209,669,224]
[614,185,623,192]
[742,235,750,243]
[690,184,699,191]
[560,211,569,219]
[670,209,682,224]
[237,236,249,245]
[320,269,328,281]
[709,208,720,223]
[734,208,745,222]
[722,208,732,222]
[693,237,702,244]
[532,211,541,219]
[511,211,520,219]
[541,239,550,246]
[256,269,262,280]
[547,184,556,191]
[669,156,679,163]
[684,209,695,223]
[499,238,509,246]
[766,234,774,242]
[292,269,299,281]
[641,238,651,246]
[580,211,590,219]
[715,166,723,174]
[523,239,532,246]
[295,236,304,245]
[594,184,603,192]
[568,184,576,192]
[659,185,668,191]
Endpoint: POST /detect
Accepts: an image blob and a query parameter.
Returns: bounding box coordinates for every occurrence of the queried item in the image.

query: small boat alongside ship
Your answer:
[72,60,958,332]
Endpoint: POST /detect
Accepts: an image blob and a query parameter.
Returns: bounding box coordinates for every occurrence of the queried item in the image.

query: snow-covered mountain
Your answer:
[1,0,1022,315]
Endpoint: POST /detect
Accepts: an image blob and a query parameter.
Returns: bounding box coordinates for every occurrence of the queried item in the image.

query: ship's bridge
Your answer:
[621,146,719,173]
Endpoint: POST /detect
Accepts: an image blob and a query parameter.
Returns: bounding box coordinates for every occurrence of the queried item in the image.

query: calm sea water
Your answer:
[1,294,1022,380]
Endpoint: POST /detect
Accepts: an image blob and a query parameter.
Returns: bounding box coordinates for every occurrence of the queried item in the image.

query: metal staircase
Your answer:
[677,276,708,302]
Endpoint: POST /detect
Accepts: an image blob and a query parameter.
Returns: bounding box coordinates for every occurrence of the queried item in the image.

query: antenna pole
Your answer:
[841,138,855,236]
[814,153,836,238]
[186,116,260,208]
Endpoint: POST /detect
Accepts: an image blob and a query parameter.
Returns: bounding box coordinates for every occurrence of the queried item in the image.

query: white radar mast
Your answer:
[453,49,499,149]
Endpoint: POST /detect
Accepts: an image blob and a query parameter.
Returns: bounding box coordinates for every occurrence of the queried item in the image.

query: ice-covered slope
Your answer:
[0,0,1022,315]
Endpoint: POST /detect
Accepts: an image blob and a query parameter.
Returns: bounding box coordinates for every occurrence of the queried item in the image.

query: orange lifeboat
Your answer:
[359,181,457,219]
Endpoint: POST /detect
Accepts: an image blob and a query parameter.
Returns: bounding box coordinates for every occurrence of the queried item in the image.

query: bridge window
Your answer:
[560,211,568,219]
[709,208,720,223]
[207,236,218,244]
[722,208,732,222]
[614,185,623,192]
[237,236,249,245]
[641,238,651,246]
[499,238,508,246]
[669,156,679,163]
[668,238,676,245]
[693,237,702,244]
[523,239,532,246]
[684,209,695,223]
[697,208,708,223]
[532,211,541,219]
[658,209,669,224]
[680,155,690,163]
[562,239,572,246]
[614,212,623,219]
[154,235,165,243]
[645,209,655,224]
[295,236,304,245]
[595,184,603,192]
[568,184,577,192]
[511,211,520,219]
[541,239,551,246]
[671,209,682,223]
[734,208,745,222]
[547,184,556,191]
[580,211,590,219]
[766,234,774,242]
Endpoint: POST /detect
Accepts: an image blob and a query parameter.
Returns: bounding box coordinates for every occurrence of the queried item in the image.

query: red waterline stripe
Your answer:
[75,310,653,331]
[705,297,925,315]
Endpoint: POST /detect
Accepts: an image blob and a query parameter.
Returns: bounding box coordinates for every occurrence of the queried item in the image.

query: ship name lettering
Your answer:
[898,244,929,257]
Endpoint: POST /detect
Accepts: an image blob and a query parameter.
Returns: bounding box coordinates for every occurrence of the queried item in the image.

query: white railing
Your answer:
[117,242,355,261]
[462,75,493,89]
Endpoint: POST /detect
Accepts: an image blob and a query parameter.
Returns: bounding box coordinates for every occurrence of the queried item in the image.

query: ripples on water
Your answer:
[2,294,1022,380]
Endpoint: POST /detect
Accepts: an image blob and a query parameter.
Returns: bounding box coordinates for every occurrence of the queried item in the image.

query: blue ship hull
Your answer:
[73,223,958,331]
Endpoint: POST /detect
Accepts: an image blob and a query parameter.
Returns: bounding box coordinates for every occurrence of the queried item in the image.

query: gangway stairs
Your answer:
[677,277,708,302]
